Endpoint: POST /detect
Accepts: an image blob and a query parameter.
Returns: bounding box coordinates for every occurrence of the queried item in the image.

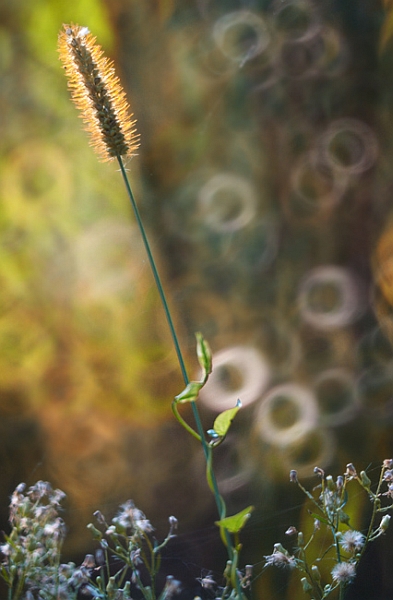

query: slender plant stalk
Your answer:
[116,157,237,560]
[58,24,243,596]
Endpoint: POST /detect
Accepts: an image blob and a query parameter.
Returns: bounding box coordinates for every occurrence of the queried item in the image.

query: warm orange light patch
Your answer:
[375,222,393,308]
[58,24,140,162]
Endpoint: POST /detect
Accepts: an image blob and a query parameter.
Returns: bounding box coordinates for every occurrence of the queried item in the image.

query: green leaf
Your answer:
[173,333,213,405]
[174,381,203,404]
[212,400,242,437]
[215,505,254,534]
[309,512,330,527]
[196,332,212,379]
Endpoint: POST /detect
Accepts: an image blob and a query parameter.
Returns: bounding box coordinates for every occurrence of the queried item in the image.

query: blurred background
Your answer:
[1,0,393,598]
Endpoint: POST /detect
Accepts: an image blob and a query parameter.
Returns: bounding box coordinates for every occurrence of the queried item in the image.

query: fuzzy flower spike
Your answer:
[58,24,139,162]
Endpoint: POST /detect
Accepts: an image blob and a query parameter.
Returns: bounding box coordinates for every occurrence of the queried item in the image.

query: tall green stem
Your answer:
[116,157,234,559]
[117,157,188,386]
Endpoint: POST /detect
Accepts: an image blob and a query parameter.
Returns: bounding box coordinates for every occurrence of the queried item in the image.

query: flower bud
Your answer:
[245,565,253,578]
[311,565,321,582]
[336,475,344,490]
[285,526,297,536]
[169,515,178,536]
[86,523,102,541]
[82,554,95,568]
[346,463,357,477]
[380,515,391,532]
[326,475,335,491]
[360,471,371,489]
[169,515,178,528]
[301,577,313,593]
[106,576,116,593]
[105,525,116,536]
[93,510,106,525]
[224,561,233,579]
[289,470,298,483]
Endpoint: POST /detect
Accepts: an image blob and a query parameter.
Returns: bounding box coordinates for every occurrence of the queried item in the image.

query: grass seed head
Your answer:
[58,24,140,162]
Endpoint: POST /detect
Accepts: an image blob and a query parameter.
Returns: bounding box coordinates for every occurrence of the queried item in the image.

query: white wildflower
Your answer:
[135,518,154,533]
[116,500,154,532]
[331,562,356,584]
[339,530,365,554]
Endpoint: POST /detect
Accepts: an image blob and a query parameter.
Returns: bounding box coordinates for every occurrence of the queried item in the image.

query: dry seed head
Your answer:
[58,24,139,162]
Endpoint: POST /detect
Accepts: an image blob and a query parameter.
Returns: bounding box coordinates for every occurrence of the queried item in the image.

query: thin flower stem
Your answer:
[116,157,236,564]
[117,157,188,386]
[339,583,345,600]
[357,464,385,563]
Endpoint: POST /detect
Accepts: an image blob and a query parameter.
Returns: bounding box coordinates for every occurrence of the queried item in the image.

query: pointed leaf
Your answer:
[309,512,330,526]
[213,400,241,437]
[175,381,203,403]
[196,332,212,379]
[215,505,254,534]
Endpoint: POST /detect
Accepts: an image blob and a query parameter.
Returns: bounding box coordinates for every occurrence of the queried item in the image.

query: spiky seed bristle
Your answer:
[58,24,140,163]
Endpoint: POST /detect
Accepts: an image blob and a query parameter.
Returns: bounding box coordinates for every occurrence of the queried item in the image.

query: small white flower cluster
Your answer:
[86,501,181,600]
[264,461,393,598]
[0,481,86,599]
[115,499,155,533]
[1,483,183,600]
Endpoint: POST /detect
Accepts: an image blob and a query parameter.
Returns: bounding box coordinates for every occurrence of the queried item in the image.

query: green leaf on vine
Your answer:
[196,332,212,379]
[174,381,203,404]
[215,505,254,534]
[212,400,242,437]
